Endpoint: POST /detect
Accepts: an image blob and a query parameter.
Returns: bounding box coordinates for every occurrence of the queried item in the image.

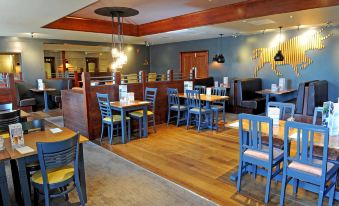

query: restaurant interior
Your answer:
[0,0,339,205]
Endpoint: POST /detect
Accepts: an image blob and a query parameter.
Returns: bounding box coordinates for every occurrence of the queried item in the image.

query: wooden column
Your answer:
[113,71,121,85]
[8,73,18,109]
[74,71,79,87]
[167,69,173,81]
[82,72,91,138]
[61,51,66,72]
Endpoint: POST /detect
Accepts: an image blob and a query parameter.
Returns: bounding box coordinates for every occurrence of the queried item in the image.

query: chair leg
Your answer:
[264,167,272,204]
[222,108,226,127]
[109,124,113,144]
[176,110,180,127]
[280,169,288,206]
[236,159,243,192]
[329,177,336,206]
[186,112,191,130]
[198,114,202,132]
[317,185,325,206]
[293,178,299,195]
[127,119,131,142]
[215,110,219,131]
[43,190,50,206]
[153,115,156,133]
[74,176,85,206]
[167,109,171,126]
[26,169,32,195]
[33,188,39,206]
[138,118,142,138]
[100,123,104,143]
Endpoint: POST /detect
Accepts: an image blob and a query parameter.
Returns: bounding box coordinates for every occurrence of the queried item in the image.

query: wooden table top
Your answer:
[4,127,89,159]
[30,88,56,92]
[0,150,10,161]
[0,110,30,118]
[110,100,150,109]
[179,93,229,102]
[226,120,339,149]
[256,89,296,95]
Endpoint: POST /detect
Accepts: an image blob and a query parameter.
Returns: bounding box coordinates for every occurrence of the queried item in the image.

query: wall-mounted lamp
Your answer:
[274,27,284,61]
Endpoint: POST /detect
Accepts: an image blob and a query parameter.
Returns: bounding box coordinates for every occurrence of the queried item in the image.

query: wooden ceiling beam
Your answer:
[43,0,339,37]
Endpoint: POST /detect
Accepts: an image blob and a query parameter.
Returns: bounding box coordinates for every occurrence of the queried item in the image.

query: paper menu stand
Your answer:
[119,85,128,102]
[37,79,44,90]
[214,81,219,88]
[9,123,24,149]
[127,92,135,102]
[206,88,212,96]
[0,137,4,151]
[279,78,287,90]
[268,107,280,125]
[223,77,229,85]
[323,101,339,136]
[184,81,193,93]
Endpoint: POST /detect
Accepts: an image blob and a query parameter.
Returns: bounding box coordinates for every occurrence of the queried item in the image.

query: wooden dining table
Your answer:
[226,119,339,200]
[110,100,150,143]
[5,127,89,206]
[178,93,229,129]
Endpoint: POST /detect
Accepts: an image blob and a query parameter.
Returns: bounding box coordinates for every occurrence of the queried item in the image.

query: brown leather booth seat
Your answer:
[231,78,266,114]
[193,77,214,87]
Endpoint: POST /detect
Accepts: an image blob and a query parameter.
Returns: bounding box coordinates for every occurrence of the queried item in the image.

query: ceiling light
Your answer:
[213,34,225,63]
[290,15,293,19]
[95,7,139,71]
[274,27,284,62]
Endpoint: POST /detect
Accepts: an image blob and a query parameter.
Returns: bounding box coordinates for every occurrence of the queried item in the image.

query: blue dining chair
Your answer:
[97,93,131,144]
[237,114,283,204]
[313,106,323,125]
[211,87,227,130]
[262,102,296,150]
[129,87,157,137]
[167,88,187,126]
[32,134,85,206]
[194,85,206,94]
[186,90,211,132]
[280,121,337,206]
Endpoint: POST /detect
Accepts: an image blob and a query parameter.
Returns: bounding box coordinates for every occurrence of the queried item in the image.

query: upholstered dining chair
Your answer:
[129,87,157,137]
[32,134,85,206]
[167,88,187,126]
[0,110,20,132]
[186,89,211,132]
[0,103,13,111]
[97,93,131,144]
[211,87,227,130]
[280,121,337,206]
[193,85,206,94]
[237,114,283,204]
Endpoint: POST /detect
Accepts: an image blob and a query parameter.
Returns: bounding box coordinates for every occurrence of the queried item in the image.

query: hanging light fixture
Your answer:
[274,26,284,61]
[213,34,225,63]
[95,7,139,71]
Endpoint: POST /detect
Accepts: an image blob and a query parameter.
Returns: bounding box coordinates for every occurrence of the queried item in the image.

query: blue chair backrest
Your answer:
[212,87,227,104]
[96,93,112,119]
[0,103,12,111]
[21,119,45,134]
[167,88,179,106]
[267,102,295,120]
[284,121,329,175]
[144,87,157,112]
[36,134,79,184]
[313,107,323,125]
[239,113,274,161]
[194,85,206,94]
[186,89,201,109]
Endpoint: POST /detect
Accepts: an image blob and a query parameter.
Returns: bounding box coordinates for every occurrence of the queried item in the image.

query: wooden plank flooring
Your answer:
[93,120,328,206]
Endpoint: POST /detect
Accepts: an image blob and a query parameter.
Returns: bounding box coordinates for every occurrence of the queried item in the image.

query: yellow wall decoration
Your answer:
[253,29,331,77]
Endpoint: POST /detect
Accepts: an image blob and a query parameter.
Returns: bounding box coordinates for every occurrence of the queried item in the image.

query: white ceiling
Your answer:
[0,0,338,45]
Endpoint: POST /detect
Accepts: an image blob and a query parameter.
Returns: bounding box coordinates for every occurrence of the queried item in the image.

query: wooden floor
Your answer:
[93,119,330,206]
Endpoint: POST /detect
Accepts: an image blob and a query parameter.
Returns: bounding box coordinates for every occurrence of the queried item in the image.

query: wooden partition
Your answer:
[0,73,18,109]
[62,68,214,140]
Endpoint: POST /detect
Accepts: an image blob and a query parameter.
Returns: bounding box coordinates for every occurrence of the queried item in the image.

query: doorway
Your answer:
[44,57,55,78]
[180,51,208,78]
[85,57,99,73]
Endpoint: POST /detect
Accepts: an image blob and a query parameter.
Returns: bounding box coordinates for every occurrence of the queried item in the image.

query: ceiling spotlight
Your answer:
[289,15,293,19]
[232,33,239,38]
[31,32,35,38]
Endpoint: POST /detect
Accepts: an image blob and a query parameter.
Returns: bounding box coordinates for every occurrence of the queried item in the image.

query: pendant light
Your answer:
[213,34,225,63]
[95,7,139,70]
[274,26,284,61]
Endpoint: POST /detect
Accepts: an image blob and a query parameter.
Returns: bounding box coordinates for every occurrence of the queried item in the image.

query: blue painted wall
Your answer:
[150,26,339,101]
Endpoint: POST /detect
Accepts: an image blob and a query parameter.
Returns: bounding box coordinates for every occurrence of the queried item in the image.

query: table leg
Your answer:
[17,158,31,206]
[43,91,49,112]
[265,94,270,116]
[143,106,148,137]
[10,159,22,204]
[0,161,10,206]
[79,143,87,203]
[121,109,126,144]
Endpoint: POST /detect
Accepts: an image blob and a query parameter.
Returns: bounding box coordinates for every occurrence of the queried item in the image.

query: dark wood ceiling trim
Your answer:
[42,16,139,36]
[138,0,339,36]
[43,0,339,37]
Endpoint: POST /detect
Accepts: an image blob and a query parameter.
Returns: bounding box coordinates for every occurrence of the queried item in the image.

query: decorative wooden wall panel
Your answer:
[253,29,331,77]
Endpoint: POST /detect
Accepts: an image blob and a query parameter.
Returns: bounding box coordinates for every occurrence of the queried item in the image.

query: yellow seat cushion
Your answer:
[103,115,130,123]
[31,166,74,185]
[0,133,9,139]
[129,110,153,118]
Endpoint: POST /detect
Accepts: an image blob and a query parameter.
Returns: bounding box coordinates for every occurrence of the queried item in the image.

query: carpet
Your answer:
[7,142,216,206]
[44,116,64,128]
